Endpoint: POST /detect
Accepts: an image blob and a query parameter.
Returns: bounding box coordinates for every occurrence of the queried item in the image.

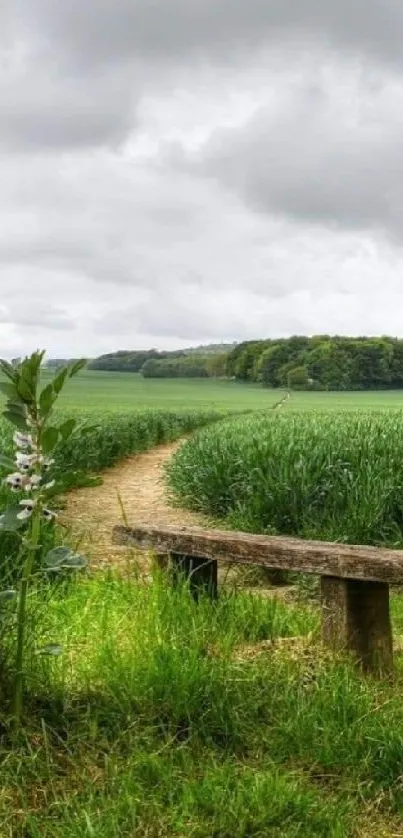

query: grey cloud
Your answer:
[4,0,403,154]
[193,68,403,239]
[0,302,72,330]
[0,58,139,151]
[16,0,403,70]
[95,290,264,343]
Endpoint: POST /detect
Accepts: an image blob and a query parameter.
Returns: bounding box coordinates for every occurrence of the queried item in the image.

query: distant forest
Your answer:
[43,336,403,390]
[87,345,234,379]
[226,336,403,390]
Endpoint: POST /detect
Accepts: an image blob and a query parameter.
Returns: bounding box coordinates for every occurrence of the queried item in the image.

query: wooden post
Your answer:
[171,554,218,603]
[321,577,393,673]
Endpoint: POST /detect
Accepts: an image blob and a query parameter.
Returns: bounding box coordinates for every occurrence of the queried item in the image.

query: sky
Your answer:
[2,1,403,359]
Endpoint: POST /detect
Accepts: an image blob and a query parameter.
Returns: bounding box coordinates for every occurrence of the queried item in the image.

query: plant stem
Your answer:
[13,509,41,726]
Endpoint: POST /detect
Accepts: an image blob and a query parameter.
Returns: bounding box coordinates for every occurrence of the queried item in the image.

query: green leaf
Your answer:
[0,508,25,533]
[61,554,87,570]
[16,374,34,403]
[42,472,101,497]
[39,383,56,417]
[41,426,60,455]
[36,644,64,657]
[52,367,69,395]
[75,422,99,437]
[58,418,77,441]
[44,546,87,571]
[0,455,16,471]
[0,382,18,400]
[26,351,45,383]
[3,410,27,431]
[44,546,71,564]
[68,359,87,378]
[6,399,26,416]
[0,360,18,382]
[40,480,63,499]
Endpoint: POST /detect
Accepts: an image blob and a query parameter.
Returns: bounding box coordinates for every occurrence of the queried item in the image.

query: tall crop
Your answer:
[166,411,403,546]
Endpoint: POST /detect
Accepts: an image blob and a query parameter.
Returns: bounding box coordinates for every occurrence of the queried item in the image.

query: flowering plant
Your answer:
[0,351,95,725]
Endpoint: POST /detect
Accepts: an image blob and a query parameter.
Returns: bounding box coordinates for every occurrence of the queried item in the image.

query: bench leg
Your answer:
[321,577,393,673]
[171,554,218,603]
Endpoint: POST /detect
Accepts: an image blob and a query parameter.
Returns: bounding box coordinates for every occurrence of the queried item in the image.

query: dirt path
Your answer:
[63,441,207,569]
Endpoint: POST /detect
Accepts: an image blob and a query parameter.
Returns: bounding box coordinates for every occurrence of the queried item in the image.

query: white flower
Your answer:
[13,432,32,450]
[43,480,55,491]
[37,456,55,470]
[42,508,57,522]
[19,499,36,509]
[24,475,41,492]
[17,499,36,520]
[15,453,35,473]
[4,472,24,491]
[17,507,33,521]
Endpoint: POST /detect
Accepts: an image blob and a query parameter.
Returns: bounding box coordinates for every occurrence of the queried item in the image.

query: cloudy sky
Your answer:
[2,0,403,358]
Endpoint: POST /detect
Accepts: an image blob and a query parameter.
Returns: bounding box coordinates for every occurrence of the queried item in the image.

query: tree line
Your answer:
[47,337,403,389]
[88,348,230,378]
[226,336,403,390]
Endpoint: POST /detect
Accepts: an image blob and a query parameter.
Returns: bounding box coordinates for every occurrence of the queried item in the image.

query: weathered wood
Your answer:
[113,523,403,585]
[321,577,393,672]
[171,554,218,602]
[113,523,399,672]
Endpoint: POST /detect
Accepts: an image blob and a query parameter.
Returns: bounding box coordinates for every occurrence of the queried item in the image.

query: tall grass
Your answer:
[166,411,403,546]
[2,573,403,833]
[55,409,222,472]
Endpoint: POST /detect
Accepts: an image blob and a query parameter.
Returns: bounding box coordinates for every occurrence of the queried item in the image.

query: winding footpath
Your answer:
[63,441,207,569]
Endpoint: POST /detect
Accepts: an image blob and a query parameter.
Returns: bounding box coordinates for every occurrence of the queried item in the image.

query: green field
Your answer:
[3,369,403,412]
[3,369,403,834]
[39,371,276,413]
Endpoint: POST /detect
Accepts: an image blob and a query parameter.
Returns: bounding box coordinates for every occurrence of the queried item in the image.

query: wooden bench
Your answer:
[113,523,403,673]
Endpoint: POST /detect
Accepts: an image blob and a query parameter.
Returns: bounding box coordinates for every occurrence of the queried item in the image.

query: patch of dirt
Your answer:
[62,441,208,570]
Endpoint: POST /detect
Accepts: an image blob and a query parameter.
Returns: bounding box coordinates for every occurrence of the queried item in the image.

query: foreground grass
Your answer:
[2,573,403,835]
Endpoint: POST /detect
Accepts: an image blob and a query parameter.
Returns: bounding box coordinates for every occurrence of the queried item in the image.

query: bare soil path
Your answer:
[63,441,207,570]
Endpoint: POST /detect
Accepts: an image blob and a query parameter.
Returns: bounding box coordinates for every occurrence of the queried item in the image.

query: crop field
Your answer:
[3,368,403,413]
[2,370,403,834]
[166,410,403,547]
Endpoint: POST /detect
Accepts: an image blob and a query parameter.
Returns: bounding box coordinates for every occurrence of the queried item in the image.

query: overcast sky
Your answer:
[2,1,403,358]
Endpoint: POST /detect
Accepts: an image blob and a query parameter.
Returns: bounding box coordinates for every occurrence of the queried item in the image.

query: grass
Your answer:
[40,371,403,413]
[3,372,403,834]
[3,369,403,414]
[33,371,280,414]
[5,572,403,835]
[166,410,403,547]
